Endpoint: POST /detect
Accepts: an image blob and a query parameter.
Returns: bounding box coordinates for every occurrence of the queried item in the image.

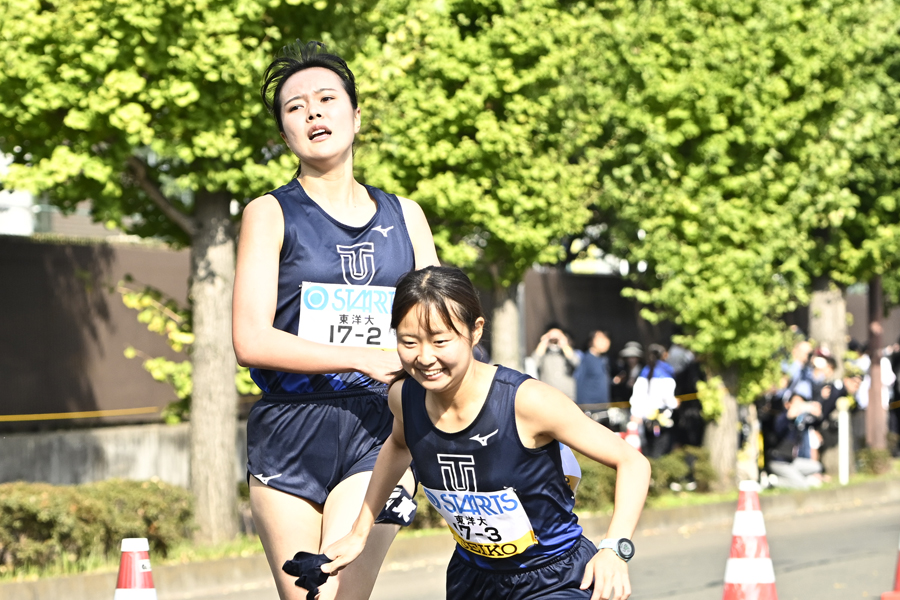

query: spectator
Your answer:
[612,341,643,404]
[811,355,841,457]
[782,337,814,386]
[669,339,705,449]
[575,330,612,421]
[890,338,900,456]
[766,380,825,489]
[827,361,865,455]
[629,344,678,458]
[855,346,896,412]
[529,324,580,400]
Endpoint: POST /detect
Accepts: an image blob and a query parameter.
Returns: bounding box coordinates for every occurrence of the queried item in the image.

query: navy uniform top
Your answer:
[250,179,416,395]
[402,366,583,570]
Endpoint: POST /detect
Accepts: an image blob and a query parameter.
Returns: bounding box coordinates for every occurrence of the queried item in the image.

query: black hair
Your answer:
[390,267,485,382]
[645,343,666,381]
[392,266,484,338]
[260,40,359,134]
[584,329,610,352]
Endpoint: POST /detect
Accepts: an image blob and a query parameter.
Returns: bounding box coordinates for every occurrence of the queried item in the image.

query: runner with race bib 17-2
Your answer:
[232,40,440,600]
[322,266,651,600]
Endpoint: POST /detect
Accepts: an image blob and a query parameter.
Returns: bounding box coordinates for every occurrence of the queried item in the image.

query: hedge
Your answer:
[0,479,193,573]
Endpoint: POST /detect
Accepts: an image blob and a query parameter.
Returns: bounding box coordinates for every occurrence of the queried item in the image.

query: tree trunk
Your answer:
[809,276,847,376]
[866,275,887,451]
[189,191,239,543]
[736,402,760,483]
[491,283,522,371]
[703,368,739,492]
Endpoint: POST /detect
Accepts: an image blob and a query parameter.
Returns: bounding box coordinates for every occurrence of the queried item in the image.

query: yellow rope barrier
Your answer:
[0,406,160,422]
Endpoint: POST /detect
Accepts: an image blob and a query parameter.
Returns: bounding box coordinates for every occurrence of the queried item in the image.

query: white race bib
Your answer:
[298,282,396,349]
[422,486,537,559]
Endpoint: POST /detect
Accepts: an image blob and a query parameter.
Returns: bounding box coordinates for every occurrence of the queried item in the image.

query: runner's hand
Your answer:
[581,549,631,600]
[320,531,367,575]
[356,348,403,384]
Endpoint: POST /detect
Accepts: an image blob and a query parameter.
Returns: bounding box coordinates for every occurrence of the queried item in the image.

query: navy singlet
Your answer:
[402,366,584,570]
[250,179,416,395]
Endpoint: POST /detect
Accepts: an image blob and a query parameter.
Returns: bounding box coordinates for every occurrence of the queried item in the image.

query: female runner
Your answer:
[232,41,439,600]
[323,266,651,600]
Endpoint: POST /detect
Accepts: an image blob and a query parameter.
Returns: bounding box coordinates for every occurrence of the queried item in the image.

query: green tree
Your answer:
[117,278,261,424]
[808,11,900,302]
[352,0,601,367]
[806,8,900,450]
[0,0,376,542]
[569,0,889,487]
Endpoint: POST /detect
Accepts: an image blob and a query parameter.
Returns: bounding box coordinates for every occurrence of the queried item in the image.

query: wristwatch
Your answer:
[597,538,635,562]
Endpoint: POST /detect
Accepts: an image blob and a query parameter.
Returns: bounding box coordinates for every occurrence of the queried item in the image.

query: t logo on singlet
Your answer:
[437,454,477,492]
[336,243,376,285]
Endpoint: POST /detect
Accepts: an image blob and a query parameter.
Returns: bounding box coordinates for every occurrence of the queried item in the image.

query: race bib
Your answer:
[422,486,537,559]
[298,282,396,349]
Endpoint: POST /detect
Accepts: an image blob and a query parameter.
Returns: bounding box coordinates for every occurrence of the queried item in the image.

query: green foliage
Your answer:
[119,277,194,351]
[572,450,619,511]
[649,446,716,494]
[572,447,715,512]
[409,489,446,530]
[0,479,193,574]
[117,279,260,423]
[0,0,384,238]
[813,9,900,299]
[856,448,894,475]
[353,0,599,288]
[696,376,725,422]
[565,0,900,402]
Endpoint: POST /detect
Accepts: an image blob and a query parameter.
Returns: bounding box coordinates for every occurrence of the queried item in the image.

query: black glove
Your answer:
[282,551,331,600]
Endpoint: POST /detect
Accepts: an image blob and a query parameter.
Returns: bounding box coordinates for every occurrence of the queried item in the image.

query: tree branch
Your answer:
[127,156,197,237]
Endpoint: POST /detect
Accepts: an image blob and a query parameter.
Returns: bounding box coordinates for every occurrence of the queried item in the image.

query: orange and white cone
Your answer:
[619,421,643,453]
[722,480,777,600]
[882,532,900,600]
[114,538,158,599]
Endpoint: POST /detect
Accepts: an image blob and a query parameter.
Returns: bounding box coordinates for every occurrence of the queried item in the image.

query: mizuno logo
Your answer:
[469,429,499,446]
[255,473,283,486]
[372,225,394,237]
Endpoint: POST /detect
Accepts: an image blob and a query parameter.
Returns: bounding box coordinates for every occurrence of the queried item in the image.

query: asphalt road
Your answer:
[186,500,900,600]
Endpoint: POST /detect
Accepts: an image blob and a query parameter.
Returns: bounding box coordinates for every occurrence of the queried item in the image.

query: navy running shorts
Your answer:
[446,536,597,600]
[246,388,393,506]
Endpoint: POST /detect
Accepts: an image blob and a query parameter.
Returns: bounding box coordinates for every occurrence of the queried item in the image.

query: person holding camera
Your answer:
[529,324,581,400]
[766,380,825,489]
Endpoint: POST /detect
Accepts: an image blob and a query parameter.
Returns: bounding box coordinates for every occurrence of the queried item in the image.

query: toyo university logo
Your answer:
[437,454,477,492]
[337,243,376,285]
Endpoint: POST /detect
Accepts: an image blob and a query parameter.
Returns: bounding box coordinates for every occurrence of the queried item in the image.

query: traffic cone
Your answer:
[722,480,777,600]
[619,420,642,453]
[882,532,900,600]
[114,538,158,599]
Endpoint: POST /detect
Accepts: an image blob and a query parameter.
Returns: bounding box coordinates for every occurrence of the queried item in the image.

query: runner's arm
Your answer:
[515,380,650,600]
[398,196,440,269]
[232,195,402,383]
[321,382,412,573]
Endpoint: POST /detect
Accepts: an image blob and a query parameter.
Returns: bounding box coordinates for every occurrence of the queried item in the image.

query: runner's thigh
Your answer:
[318,470,415,600]
[250,477,323,600]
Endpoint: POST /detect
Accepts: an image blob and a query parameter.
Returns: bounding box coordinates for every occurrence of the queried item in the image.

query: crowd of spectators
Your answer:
[526,326,707,472]
[525,322,900,492]
[758,333,900,490]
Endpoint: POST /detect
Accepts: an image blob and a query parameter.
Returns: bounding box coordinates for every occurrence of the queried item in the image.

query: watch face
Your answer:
[617,539,635,560]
